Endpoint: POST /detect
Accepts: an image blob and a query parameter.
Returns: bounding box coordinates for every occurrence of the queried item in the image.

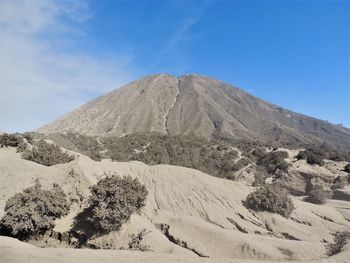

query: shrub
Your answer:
[127,229,151,251]
[16,141,28,153]
[326,231,350,256]
[304,184,327,204]
[243,184,295,217]
[331,176,347,190]
[297,148,325,166]
[47,133,102,161]
[344,164,350,173]
[0,133,23,148]
[105,133,241,180]
[257,151,290,174]
[0,182,70,239]
[87,174,148,234]
[21,140,74,166]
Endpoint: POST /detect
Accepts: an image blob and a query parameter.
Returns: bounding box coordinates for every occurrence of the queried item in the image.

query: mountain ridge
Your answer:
[37,74,350,149]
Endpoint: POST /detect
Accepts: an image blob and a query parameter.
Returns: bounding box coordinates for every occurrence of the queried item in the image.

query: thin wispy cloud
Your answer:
[151,3,210,70]
[0,0,135,133]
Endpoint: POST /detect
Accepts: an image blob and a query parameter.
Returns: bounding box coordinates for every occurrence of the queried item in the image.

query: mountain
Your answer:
[37,74,350,149]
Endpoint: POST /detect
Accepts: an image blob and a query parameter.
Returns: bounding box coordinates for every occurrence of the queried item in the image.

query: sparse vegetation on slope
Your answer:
[21,140,74,166]
[243,184,295,218]
[0,181,70,240]
[104,133,248,180]
[45,133,102,161]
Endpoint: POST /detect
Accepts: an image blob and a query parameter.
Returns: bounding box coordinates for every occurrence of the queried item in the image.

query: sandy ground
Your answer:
[1,236,349,263]
[0,147,350,262]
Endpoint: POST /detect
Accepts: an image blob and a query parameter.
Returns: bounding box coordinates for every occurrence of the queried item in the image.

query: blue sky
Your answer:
[0,0,349,132]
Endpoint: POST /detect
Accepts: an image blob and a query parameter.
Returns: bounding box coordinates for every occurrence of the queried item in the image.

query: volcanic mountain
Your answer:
[37,74,350,149]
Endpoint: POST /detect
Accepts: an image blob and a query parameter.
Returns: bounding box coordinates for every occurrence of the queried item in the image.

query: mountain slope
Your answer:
[37,74,350,149]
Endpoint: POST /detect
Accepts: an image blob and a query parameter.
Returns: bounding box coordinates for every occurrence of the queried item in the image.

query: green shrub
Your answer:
[304,184,327,204]
[243,184,295,217]
[0,182,70,239]
[87,174,148,234]
[257,151,290,174]
[0,133,23,148]
[21,140,74,166]
[326,231,350,256]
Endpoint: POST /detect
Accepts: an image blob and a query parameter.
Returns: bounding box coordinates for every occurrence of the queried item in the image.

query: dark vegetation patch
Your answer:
[0,133,24,148]
[296,148,325,166]
[9,132,348,185]
[22,140,74,166]
[326,231,350,256]
[0,181,70,240]
[72,174,148,244]
[256,150,290,175]
[104,133,247,180]
[344,164,350,173]
[297,145,350,165]
[45,133,103,161]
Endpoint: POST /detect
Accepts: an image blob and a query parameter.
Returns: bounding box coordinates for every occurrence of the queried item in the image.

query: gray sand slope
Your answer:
[1,147,350,262]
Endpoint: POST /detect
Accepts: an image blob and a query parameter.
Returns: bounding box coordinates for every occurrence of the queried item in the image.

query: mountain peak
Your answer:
[37,74,350,149]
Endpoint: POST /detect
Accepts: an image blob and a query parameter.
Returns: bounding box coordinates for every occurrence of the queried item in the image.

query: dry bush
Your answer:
[243,184,295,218]
[21,140,74,166]
[326,231,350,256]
[127,229,151,251]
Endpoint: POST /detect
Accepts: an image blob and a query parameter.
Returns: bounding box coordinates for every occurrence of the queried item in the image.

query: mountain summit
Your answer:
[37,74,350,148]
